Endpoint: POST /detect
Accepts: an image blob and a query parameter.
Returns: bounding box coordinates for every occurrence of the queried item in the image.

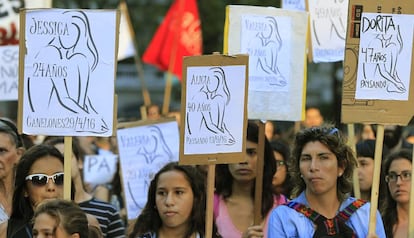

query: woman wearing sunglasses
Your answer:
[0,144,64,238]
[381,149,412,238]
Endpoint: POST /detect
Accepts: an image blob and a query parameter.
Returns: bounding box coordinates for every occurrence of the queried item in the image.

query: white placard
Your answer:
[83,154,118,185]
[0,46,18,101]
[308,0,349,62]
[282,0,306,11]
[355,13,414,100]
[184,65,246,155]
[117,120,179,220]
[21,9,117,136]
[240,15,291,92]
[226,5,308,121]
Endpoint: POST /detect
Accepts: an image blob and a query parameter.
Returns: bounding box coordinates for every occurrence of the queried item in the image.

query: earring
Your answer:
[300,174,303,178]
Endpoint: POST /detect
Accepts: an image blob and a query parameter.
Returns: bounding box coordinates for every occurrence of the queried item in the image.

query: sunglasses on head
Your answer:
[25,172,64,186]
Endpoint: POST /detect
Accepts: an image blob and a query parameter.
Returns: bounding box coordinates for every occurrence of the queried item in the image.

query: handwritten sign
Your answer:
[282,0,306,11]
[355,13,414,100]
[225,5,308,121]
[83,154,118,185]
[19,9,119,136]
[341,0,414,125]
[117,120,179,220]
[180,54,248,165]
[184,65,245,154]
[240,15,291,93]
[308,0,349,62]
[0,45,18,101]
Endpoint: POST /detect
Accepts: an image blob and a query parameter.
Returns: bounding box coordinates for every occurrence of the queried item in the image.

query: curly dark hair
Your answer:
[289,125,357,201]
[128,162,216,238]
[215,121,276,218]
[380,149,412,238]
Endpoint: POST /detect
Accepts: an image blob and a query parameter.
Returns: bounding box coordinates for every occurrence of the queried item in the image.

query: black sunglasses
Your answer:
[25,172,64,186]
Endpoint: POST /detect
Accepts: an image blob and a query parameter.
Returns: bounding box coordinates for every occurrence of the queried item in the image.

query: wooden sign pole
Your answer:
[254,121,265,225]
[368,125,384,234]
[120,0,151,106]
[205,164,216,238]
[63,136,73,200]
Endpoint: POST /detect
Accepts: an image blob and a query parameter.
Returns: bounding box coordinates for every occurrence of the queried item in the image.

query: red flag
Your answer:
[142,0,202,80]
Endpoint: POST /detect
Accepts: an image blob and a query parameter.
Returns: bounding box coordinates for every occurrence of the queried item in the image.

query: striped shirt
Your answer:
[79,198,125,238]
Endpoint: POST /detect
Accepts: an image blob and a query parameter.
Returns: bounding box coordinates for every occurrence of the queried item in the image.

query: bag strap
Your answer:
[335,199,367,222]
[285,200,365,238]
[285,201,322,222]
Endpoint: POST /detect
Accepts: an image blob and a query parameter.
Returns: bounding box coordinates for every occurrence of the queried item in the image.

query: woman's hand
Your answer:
[242,225,264,238]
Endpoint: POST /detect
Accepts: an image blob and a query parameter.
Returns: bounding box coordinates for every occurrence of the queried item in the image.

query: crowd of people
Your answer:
[0,105,413,237]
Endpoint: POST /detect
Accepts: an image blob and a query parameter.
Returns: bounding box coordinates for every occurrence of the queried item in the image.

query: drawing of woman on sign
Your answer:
[311,0,346,46]
[28,10,108,133]
[249,16,286,87]
[187,67,235,145]
[362,25,405,93]
[128,125,176,211]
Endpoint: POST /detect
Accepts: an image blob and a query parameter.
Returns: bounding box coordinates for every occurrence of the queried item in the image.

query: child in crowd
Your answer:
[33,199,102,238]
[128,162,220,238]
[44,137,125,238]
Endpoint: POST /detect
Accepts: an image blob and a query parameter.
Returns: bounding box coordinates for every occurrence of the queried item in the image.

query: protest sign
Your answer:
[0,45,18,101]
[83,154,118,185]
[224,5,308,121]
[308,0,349,62]
[180,54,248,165]
[342,1,414,125]
[18,9,119,136]
[117,118,179,220]
[342,1,414,235]
[282,0,306,11]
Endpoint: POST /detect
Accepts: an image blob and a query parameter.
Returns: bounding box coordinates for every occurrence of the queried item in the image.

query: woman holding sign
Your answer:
[214,121,282,238]
[381,149,412,238]
[268,125,386,238]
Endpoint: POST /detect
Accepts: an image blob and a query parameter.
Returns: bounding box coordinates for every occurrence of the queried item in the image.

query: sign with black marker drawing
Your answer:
[19,9,118,136]
[117,120,179,220]
[184,65,246,155]
[308,0,349,62]
[356,13,414,100]
[83,154,118,186]
[0,46,18,101]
